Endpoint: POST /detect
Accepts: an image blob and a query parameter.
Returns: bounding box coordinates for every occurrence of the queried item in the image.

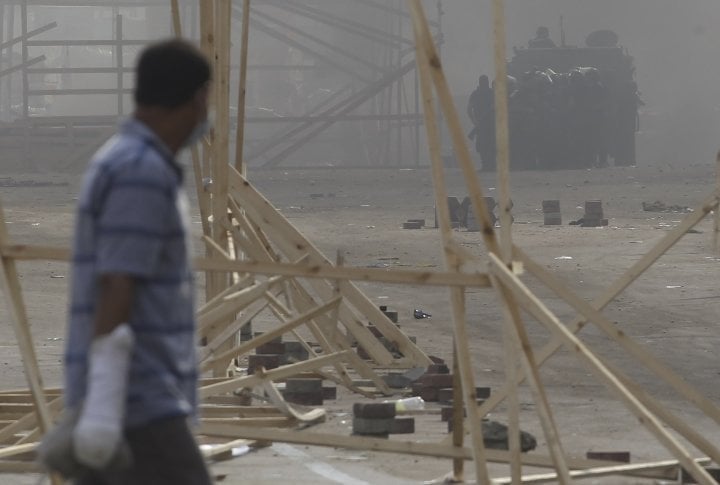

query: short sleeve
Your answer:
[95,165,175,278]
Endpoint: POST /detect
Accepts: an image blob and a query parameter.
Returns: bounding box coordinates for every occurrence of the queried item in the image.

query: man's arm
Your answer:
[93,274,135,336]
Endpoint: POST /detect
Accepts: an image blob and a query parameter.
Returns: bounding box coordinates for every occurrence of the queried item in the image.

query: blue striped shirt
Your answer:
[64,118,198,428]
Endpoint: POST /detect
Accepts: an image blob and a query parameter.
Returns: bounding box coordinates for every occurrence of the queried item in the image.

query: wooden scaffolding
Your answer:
[0,1,718,483]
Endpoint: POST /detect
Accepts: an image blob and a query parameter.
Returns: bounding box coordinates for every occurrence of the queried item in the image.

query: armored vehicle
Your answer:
[504,30,641,169]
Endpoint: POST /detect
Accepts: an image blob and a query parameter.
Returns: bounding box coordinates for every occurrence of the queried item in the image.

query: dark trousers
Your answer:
[75,416,212,485]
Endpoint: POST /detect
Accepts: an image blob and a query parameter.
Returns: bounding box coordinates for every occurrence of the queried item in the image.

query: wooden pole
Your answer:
[409,5,491,482]
[488,253,718,485]
[491,0,512,261]
[234,0,250,175]
[471,191,720,422]
[714,150,720,252]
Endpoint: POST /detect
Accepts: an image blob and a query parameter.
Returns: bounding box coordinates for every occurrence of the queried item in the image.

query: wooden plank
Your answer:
[199,351,351,398]
[0,460,42,473]
[198,295,268,369]
[715,151,720,252]
[200,417,295,427]
[197,256,491,288]
[228,171,424,366]
[408,9,490,482]
[470,191,720,425]
[202,296,342,369]
[490,275,572,483]
[234,0,250,175]
[193,424,678,475]
[259,380,326,424]
[487,252,717,485]
[197,277,280,334]
[607,363,720,465]
[518,246,720,427]
[0,204,53,434]
[494,458,712,484]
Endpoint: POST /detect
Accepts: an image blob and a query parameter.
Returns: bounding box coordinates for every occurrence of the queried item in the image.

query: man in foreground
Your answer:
[40,39,213,485]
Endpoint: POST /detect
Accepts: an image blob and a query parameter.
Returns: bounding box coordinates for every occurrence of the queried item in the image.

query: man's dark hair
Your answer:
[134,39,211,108]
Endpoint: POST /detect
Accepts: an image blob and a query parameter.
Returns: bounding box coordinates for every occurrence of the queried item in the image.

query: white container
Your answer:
[394,396,425,412]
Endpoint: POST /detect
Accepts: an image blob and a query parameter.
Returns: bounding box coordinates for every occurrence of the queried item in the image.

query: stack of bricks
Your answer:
[582,200,608,227]
[357,306,415,360]
[282,378,325,406]
[247,333,285,374]
[411,364,452,402]
[283,341,309,363]
[352,402,415,437]
[542,200,562,225]
[442,386,492,432]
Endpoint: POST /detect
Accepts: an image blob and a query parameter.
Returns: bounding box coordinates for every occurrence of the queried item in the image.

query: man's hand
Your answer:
[73,323,134,469]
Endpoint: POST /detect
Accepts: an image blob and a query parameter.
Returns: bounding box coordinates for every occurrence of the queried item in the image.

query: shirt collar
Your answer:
[119,117,183,180]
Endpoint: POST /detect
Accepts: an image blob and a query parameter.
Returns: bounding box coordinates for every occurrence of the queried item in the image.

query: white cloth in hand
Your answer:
[73,323,134,469]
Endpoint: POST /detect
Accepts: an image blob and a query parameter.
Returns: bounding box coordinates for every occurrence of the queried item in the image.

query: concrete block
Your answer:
[419,387,439,402]
[476,387,492,399]
[584,200,603,217]
[402,221,423,230]
[357,346,371,360]
[427,363,450,374]
[440,406,466,422]
[407,219,425,227]
[352,417,393,436]
[322,385,337,401]
[353,402,396,419]
[382,373,412,389]
[283,341,309,362]
[389,418,415,434]
[437,387,454,403]
[256,341,285,355]
[247,354,281,374]
[403,367,426,382]
[285,378,322,393]
[420,373,454,389]
[382,310,399,323]
[379,336,399,354]
[586,451,631,463]
[680,466,720,483]
[283,391,323,406]
[240,321,253,336]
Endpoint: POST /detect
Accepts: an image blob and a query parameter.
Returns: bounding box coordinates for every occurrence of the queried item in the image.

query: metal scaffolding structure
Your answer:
[0,0,443,168]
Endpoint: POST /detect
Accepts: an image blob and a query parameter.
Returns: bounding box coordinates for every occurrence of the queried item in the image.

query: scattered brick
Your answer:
[256,341,285,355]
[283,391,323,406]
[352,417,392,437]
[389,418,415,434]
[427,363,450,374]
[586,451,630,463]
[247,354,281,374]
[285,378,322,393]
[322,385,337,401]
[419,373,454,389]
[353,402,396,419]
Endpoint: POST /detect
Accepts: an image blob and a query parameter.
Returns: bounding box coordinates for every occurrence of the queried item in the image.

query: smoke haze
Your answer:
[442,0,720,165]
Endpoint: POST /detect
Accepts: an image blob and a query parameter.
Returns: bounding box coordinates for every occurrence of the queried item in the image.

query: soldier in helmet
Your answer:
[529,27,557,49]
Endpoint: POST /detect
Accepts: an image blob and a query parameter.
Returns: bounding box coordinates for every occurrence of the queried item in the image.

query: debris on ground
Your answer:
[414,309,432,319]
[642,201,693,213]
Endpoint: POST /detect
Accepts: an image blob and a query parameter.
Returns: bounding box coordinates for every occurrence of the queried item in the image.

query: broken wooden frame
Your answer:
[0,0,719,483]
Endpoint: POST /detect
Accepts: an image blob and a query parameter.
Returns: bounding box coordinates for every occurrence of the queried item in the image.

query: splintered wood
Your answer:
[0,1,718,484]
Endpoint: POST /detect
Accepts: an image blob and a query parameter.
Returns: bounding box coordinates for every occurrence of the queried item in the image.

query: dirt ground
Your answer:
[0,153,719,484]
